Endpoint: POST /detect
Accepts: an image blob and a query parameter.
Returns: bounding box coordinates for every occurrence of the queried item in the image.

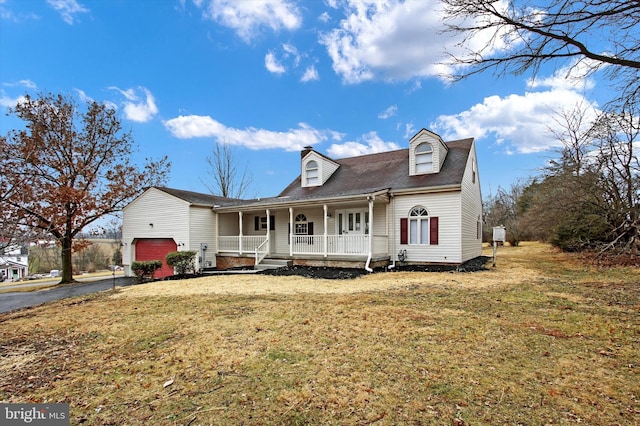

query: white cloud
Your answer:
[282,43,300,66]
[0,92,26,108]
[318,11,331,23]
[432,88,599,154]
[0,80,35,109]
[378,104,397,119]
[301,65,319,82]
[108,86,158,123]
[265,43,319,81]
[74,88,93,103]
[163,115,330,151]
[403,122,416,139]
[319,0,452,84]
[527,59,597,91]
[198,0,301,42]
[327,131,400,158]
[46,0,89,24]
[265,52,286,74]
[2,79,37,89]
[319,0,515,84]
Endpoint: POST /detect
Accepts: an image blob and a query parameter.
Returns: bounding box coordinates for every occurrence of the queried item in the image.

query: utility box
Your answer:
[492,226,506,243]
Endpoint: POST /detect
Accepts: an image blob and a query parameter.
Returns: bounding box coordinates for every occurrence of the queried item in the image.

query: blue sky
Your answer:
[1,0,607,200]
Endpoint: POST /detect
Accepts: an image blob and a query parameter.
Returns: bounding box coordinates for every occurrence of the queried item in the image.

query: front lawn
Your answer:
[1,242,638,425]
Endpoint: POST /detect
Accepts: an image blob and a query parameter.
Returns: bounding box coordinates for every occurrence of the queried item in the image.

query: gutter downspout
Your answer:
[365,197,374,272]
[388,193,397,270]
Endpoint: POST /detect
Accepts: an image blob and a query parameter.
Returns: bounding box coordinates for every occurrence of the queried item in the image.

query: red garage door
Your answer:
[135,238,177,279]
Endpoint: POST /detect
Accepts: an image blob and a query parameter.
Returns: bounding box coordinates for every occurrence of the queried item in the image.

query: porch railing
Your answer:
[218,236,267,254]
[292,235,325,255]
[254,238,269,265]
[218,234,376,257]
[293,235,370,256]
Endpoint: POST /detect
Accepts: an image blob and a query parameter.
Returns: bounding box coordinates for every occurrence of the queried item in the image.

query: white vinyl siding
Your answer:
[371,204,388,255]
[301,152,340,187]
[409,129,449,176]
[460,142,483,262]
[393,192,462,263]
[122,188,190,275]
[189,206,217,256]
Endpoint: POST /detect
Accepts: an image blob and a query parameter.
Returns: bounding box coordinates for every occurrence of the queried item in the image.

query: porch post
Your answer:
[368,198,374,256]
[289,207,293,256]
[239,211,243,255]
[323,204,328,258]
[265,209,270,255]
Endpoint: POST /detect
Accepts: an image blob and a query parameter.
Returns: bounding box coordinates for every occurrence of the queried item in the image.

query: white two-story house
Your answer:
[0,240,29,282]
[122,129,483,278]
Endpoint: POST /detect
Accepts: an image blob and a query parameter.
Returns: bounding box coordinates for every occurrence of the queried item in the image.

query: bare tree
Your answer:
[518,101,639,254]
[442,0,640,104]
[546,101,598,177]
[589,100,640,255]
[483,182,531,245]
[202,142,253,199]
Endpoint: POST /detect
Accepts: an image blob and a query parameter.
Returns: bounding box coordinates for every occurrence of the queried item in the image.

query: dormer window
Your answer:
[305,160,319,185]
[415,143,433,173]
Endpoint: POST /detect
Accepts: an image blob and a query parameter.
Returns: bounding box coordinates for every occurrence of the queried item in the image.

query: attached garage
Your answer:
[134,238,177,279]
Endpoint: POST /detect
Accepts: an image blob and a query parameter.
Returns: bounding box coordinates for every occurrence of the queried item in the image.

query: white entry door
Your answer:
[336,209,368,253]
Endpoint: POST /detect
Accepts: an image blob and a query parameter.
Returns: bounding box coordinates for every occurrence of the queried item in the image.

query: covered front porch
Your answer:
[214,193,390,270]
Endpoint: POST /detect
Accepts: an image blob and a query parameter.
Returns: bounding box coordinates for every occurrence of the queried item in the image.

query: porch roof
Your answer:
[213,188,390,212]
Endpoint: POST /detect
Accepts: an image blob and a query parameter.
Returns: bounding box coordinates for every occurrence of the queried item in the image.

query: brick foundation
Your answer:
[216,255,255,270]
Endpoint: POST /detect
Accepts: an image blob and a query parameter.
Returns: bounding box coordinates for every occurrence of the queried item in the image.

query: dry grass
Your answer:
[1,242,638,425]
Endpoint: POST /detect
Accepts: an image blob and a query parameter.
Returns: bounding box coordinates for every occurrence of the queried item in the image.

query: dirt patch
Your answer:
[259,256,491,279]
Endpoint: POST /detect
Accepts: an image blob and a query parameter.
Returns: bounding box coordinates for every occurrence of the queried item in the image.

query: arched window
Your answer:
[400,206,438,246]
[305,160,319,185]
[415,143,433,173]
[409,206,429,244]
[294,213,308,235]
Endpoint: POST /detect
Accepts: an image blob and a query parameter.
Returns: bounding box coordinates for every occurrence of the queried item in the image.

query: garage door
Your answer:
[135,238,177,279]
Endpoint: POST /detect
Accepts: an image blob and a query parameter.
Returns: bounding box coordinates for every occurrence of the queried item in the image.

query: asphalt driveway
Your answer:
[0,276,138,314]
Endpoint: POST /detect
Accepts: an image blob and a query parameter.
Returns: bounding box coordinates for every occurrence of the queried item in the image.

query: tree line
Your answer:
[484,101,639,260]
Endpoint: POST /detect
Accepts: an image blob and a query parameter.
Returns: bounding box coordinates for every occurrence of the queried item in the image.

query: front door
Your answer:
[336,209,369,253]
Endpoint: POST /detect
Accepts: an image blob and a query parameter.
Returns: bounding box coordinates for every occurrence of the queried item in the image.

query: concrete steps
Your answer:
[254,258,292,271]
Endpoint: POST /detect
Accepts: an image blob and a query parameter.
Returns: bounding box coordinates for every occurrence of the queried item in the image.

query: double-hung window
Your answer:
[415,143,433,173]
[305,160,319,185]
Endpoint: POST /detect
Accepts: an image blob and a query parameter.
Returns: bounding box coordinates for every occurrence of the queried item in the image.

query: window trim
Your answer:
[294,213,308,235]
[305,160,319,186]
[415,143,433,173]
[400,206,439,246]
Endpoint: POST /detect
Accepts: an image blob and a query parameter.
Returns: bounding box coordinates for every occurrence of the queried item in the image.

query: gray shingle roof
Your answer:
[277,138,474,200]
[150,138,473,210]
[154,187,240,207]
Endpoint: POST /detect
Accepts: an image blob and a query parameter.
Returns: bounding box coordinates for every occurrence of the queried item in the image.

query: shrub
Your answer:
[165,251,197,276]
[131,260,162,283]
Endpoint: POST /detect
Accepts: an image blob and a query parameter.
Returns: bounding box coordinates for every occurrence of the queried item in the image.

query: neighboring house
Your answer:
[122,129,483,278]
[0,240,29,282]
